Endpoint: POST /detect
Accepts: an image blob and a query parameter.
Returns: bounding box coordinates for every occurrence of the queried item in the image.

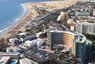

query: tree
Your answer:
[44,58,59,64]
[39,32,47,38]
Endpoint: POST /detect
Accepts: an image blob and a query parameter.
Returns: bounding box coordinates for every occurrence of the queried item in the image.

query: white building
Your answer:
[0,52,20,58]
[76,22,95,34]
[18,32,27,36]
[9,38,23,45]
[87,0,95,2]
[93,9,95,16]
[6,46,21,53]
[57,12,68,21]
[36,32,43,38]
[24,39,44,47]
[75,12,90,17]
[20,58,38,64]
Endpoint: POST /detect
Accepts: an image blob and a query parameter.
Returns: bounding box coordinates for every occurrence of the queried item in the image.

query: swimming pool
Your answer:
[11,62,16,64]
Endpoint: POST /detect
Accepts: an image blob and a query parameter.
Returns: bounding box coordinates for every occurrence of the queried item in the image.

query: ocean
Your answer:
[0,0,56,34]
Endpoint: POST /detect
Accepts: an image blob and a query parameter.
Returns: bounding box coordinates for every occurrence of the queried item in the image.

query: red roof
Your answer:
[0,42,8,45]
[61,50,67,52]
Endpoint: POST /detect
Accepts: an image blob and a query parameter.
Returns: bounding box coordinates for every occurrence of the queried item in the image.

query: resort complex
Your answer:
[0,0,95,64]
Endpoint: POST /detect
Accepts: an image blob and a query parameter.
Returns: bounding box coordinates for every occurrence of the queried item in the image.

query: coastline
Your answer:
[0,4,28,35]
[0,0,83,39]
[0,4,32,39]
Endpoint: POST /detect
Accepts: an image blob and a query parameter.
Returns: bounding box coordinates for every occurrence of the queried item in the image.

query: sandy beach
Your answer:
[0,0,83,39]
[0,4,33,39]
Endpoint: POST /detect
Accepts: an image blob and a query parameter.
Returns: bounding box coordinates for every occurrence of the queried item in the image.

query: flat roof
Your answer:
[20,58,38,64]
[0,56,10,64]
[6,46,20,50]
[0,52,20,55]
[75,33,86,43]
[0,42,8,45]
[49,30,75,35]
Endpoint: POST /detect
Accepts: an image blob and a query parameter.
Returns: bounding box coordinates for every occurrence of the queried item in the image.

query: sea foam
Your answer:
[0,3,28,35]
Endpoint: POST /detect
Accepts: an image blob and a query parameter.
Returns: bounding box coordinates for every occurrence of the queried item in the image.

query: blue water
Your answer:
[0,0,56,34]
[11,62,16,64]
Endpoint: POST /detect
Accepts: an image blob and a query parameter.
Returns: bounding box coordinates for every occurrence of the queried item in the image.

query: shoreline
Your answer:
[0,4,28,35]
[0,0,83,39]
[0,3,32,39]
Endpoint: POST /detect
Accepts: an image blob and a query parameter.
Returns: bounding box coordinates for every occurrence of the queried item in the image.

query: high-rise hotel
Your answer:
[47,30,92,59]
[47,31,75,50]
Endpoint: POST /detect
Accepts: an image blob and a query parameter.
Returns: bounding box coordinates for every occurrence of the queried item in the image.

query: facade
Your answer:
[48,31,63,49]
[75,12,90,17]
[23,35,37,42]
[74,34,92,59]
[47,31,75,51]
[76,22,95,34]
[0,52,20,58]
[93,9,95,16]
[24,39,44,47]
[63,32,75,48]
[6,46,21,53]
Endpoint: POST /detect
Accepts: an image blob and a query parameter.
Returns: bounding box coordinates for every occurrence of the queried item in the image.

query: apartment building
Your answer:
[76,22,95,34]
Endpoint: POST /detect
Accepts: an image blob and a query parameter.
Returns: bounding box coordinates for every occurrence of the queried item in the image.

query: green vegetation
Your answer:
[83,33,95,51]
[44,58,59,64]
[58,52,65,60]
[39,32,47,38]
[83,33,95,41]
[45,13,59,23]
[91,41,95,51]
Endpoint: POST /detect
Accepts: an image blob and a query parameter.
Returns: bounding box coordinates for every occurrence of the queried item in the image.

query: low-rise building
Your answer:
[0,52,20,59]
[20,58,38,64]
[0,56,10,64]
[23,39,44,48]
[9,38,23,45]
[75,12,90,17]
[93,9,95,16]
[0,42,8,45]
[6,46,21,53]
[23,35,37,42]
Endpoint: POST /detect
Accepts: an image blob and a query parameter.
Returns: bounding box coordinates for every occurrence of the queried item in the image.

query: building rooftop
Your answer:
[0,56,10,64]
[0,52,20,56]
[6,46,20,50]
[75,33,86,43]
[0,42,8,45]
[40,46,54,53]
[24,48,55,62]
[20,58,38,64]
[49,30,75,35]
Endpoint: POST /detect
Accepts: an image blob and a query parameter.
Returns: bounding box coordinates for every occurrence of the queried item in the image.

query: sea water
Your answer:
[0,0,56,34]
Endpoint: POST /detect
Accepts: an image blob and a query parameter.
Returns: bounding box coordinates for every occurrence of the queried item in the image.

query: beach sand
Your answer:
[0,0,84,39]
